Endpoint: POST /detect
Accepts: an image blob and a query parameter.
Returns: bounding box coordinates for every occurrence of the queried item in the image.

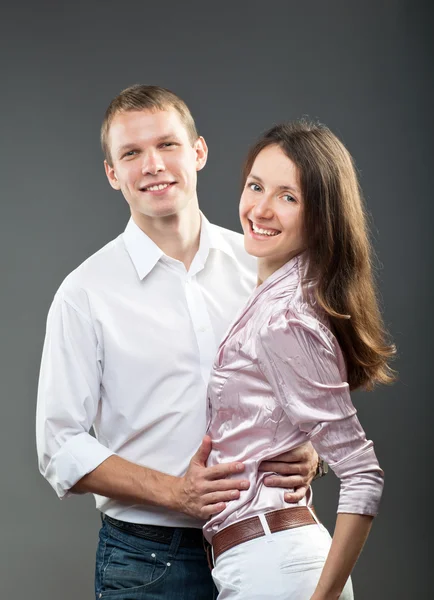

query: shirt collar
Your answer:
[243,252,307,311]
[202,213,238,262]
[122,218,164,280]
[122,213,238,281]
[259,252,305,291]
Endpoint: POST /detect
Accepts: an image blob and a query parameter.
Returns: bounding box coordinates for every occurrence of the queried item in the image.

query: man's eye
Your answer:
[123,150,138,158]
[161,142,175,148]
[248,183,262,192]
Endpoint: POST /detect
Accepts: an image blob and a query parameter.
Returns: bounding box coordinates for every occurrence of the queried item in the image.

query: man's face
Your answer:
[105,109,207,220]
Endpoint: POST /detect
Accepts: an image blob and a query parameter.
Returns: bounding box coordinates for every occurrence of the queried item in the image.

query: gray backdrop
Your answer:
[1,1,432,598]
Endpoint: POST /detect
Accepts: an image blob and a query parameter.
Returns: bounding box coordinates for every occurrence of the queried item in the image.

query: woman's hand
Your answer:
[258,441,318,502]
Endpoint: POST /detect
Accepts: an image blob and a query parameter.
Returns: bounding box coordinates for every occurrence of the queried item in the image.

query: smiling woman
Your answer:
[239,144,306,283]
[204,120,395,599]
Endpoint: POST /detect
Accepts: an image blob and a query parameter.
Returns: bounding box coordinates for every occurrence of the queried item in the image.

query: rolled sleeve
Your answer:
[256,309,384,516]
[36,291,114,498]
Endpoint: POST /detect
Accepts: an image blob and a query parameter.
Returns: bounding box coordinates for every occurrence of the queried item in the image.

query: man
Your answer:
[37,85,320,599]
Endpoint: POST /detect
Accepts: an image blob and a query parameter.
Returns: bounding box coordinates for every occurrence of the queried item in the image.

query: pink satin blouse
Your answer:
[204,254,384,542]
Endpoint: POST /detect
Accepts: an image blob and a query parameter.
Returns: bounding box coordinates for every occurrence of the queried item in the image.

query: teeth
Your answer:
[146,183,170,191]
[252,222,279,236]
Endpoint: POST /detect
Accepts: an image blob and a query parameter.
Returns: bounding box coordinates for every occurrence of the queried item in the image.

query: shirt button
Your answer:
[198,326,207,332]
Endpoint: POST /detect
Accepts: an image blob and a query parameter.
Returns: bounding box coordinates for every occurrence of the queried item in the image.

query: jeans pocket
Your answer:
[97,528,170,598]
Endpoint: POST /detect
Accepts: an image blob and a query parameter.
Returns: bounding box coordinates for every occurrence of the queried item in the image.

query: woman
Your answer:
[204,120,395,599]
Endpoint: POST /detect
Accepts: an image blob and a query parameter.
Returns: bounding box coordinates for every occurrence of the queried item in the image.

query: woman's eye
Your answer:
[248,183,262,192]
[283,194,296,203]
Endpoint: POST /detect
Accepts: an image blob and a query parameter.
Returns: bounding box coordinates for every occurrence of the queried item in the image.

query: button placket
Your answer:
[184,276,217,384]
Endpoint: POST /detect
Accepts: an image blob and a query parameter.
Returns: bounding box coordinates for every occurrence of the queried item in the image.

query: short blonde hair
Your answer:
[101,84,199,165]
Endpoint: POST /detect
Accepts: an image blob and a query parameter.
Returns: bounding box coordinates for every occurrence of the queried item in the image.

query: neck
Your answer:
[131,200,202,271]
[257,251,299,286]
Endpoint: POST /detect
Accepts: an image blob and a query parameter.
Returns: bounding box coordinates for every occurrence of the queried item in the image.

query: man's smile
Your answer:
[139,181,177,193]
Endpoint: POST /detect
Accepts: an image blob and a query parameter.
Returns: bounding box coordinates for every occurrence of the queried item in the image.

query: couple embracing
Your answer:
[37,85,394,599]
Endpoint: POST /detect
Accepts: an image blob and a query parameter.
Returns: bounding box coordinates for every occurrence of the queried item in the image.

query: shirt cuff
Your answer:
[333,446,385,516]
[43,432,115,499]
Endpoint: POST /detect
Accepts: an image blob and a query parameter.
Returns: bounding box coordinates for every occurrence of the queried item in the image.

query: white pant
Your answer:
[211,523,354,600]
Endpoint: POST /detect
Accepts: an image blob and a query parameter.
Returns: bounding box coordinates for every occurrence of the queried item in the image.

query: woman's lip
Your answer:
[248,219,281,238]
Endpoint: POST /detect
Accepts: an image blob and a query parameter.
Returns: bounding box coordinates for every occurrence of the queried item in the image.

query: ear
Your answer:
[194,136,208,172]
[104,160,121,190]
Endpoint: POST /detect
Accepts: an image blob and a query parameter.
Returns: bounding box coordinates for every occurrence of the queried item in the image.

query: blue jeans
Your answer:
[95,518,217,599]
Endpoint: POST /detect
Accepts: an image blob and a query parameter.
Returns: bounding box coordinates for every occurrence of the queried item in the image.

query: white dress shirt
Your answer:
[36,215,256,528]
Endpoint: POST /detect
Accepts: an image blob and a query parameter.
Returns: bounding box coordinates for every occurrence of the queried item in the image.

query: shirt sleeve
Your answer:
[256,308,384,516]
[36,290,114,499]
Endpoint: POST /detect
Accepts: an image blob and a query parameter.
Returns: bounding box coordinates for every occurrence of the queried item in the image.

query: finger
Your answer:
[192,435,213,467]
[271,442,314,463]
[259,459,298,471]
[199,502,227,519]
[263,475,304,489]
[205,461,245,481]
[259,462,302,476]
[284,486,309,504]
[202,489,242,505]
[203,478,250,494]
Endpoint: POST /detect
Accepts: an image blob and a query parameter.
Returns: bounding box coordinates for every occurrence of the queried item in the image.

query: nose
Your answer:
[251,194,274,220]
[141,149,165,175]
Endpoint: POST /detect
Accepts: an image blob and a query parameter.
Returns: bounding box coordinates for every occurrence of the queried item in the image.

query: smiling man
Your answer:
[36,85,320,599]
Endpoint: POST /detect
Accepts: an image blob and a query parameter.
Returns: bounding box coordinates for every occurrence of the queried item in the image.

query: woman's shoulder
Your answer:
[260,296,336,352]
[256,300,348,383]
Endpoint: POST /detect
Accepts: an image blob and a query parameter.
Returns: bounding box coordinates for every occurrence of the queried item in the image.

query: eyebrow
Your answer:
[155,133,180,143]
[117,144,137,155]
[248,173,301,195]
[117,133,181,155]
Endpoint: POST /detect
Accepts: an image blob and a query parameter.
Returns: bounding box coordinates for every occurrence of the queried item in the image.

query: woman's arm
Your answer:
[256,309,384,595]
[311,513,373,600]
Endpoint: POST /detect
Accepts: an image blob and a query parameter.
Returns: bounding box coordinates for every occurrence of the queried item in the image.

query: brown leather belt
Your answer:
[211,506,318,562]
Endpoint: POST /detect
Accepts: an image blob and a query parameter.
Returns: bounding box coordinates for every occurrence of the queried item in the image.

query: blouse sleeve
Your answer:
[256,308,384,516]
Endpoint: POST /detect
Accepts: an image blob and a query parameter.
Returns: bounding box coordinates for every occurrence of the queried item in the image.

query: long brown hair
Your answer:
[242,120,395,390]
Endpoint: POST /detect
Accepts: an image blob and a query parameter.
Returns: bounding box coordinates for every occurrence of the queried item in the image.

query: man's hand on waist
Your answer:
[258,441,319,503]
[171,435,250,520]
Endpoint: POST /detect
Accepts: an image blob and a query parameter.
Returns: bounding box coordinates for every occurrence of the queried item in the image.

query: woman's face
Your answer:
[239,144,305,270]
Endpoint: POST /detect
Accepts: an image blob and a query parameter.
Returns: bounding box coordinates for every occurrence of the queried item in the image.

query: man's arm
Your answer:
[71,436,249,520]
[258,442,320,502]
[38,294,249,518]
